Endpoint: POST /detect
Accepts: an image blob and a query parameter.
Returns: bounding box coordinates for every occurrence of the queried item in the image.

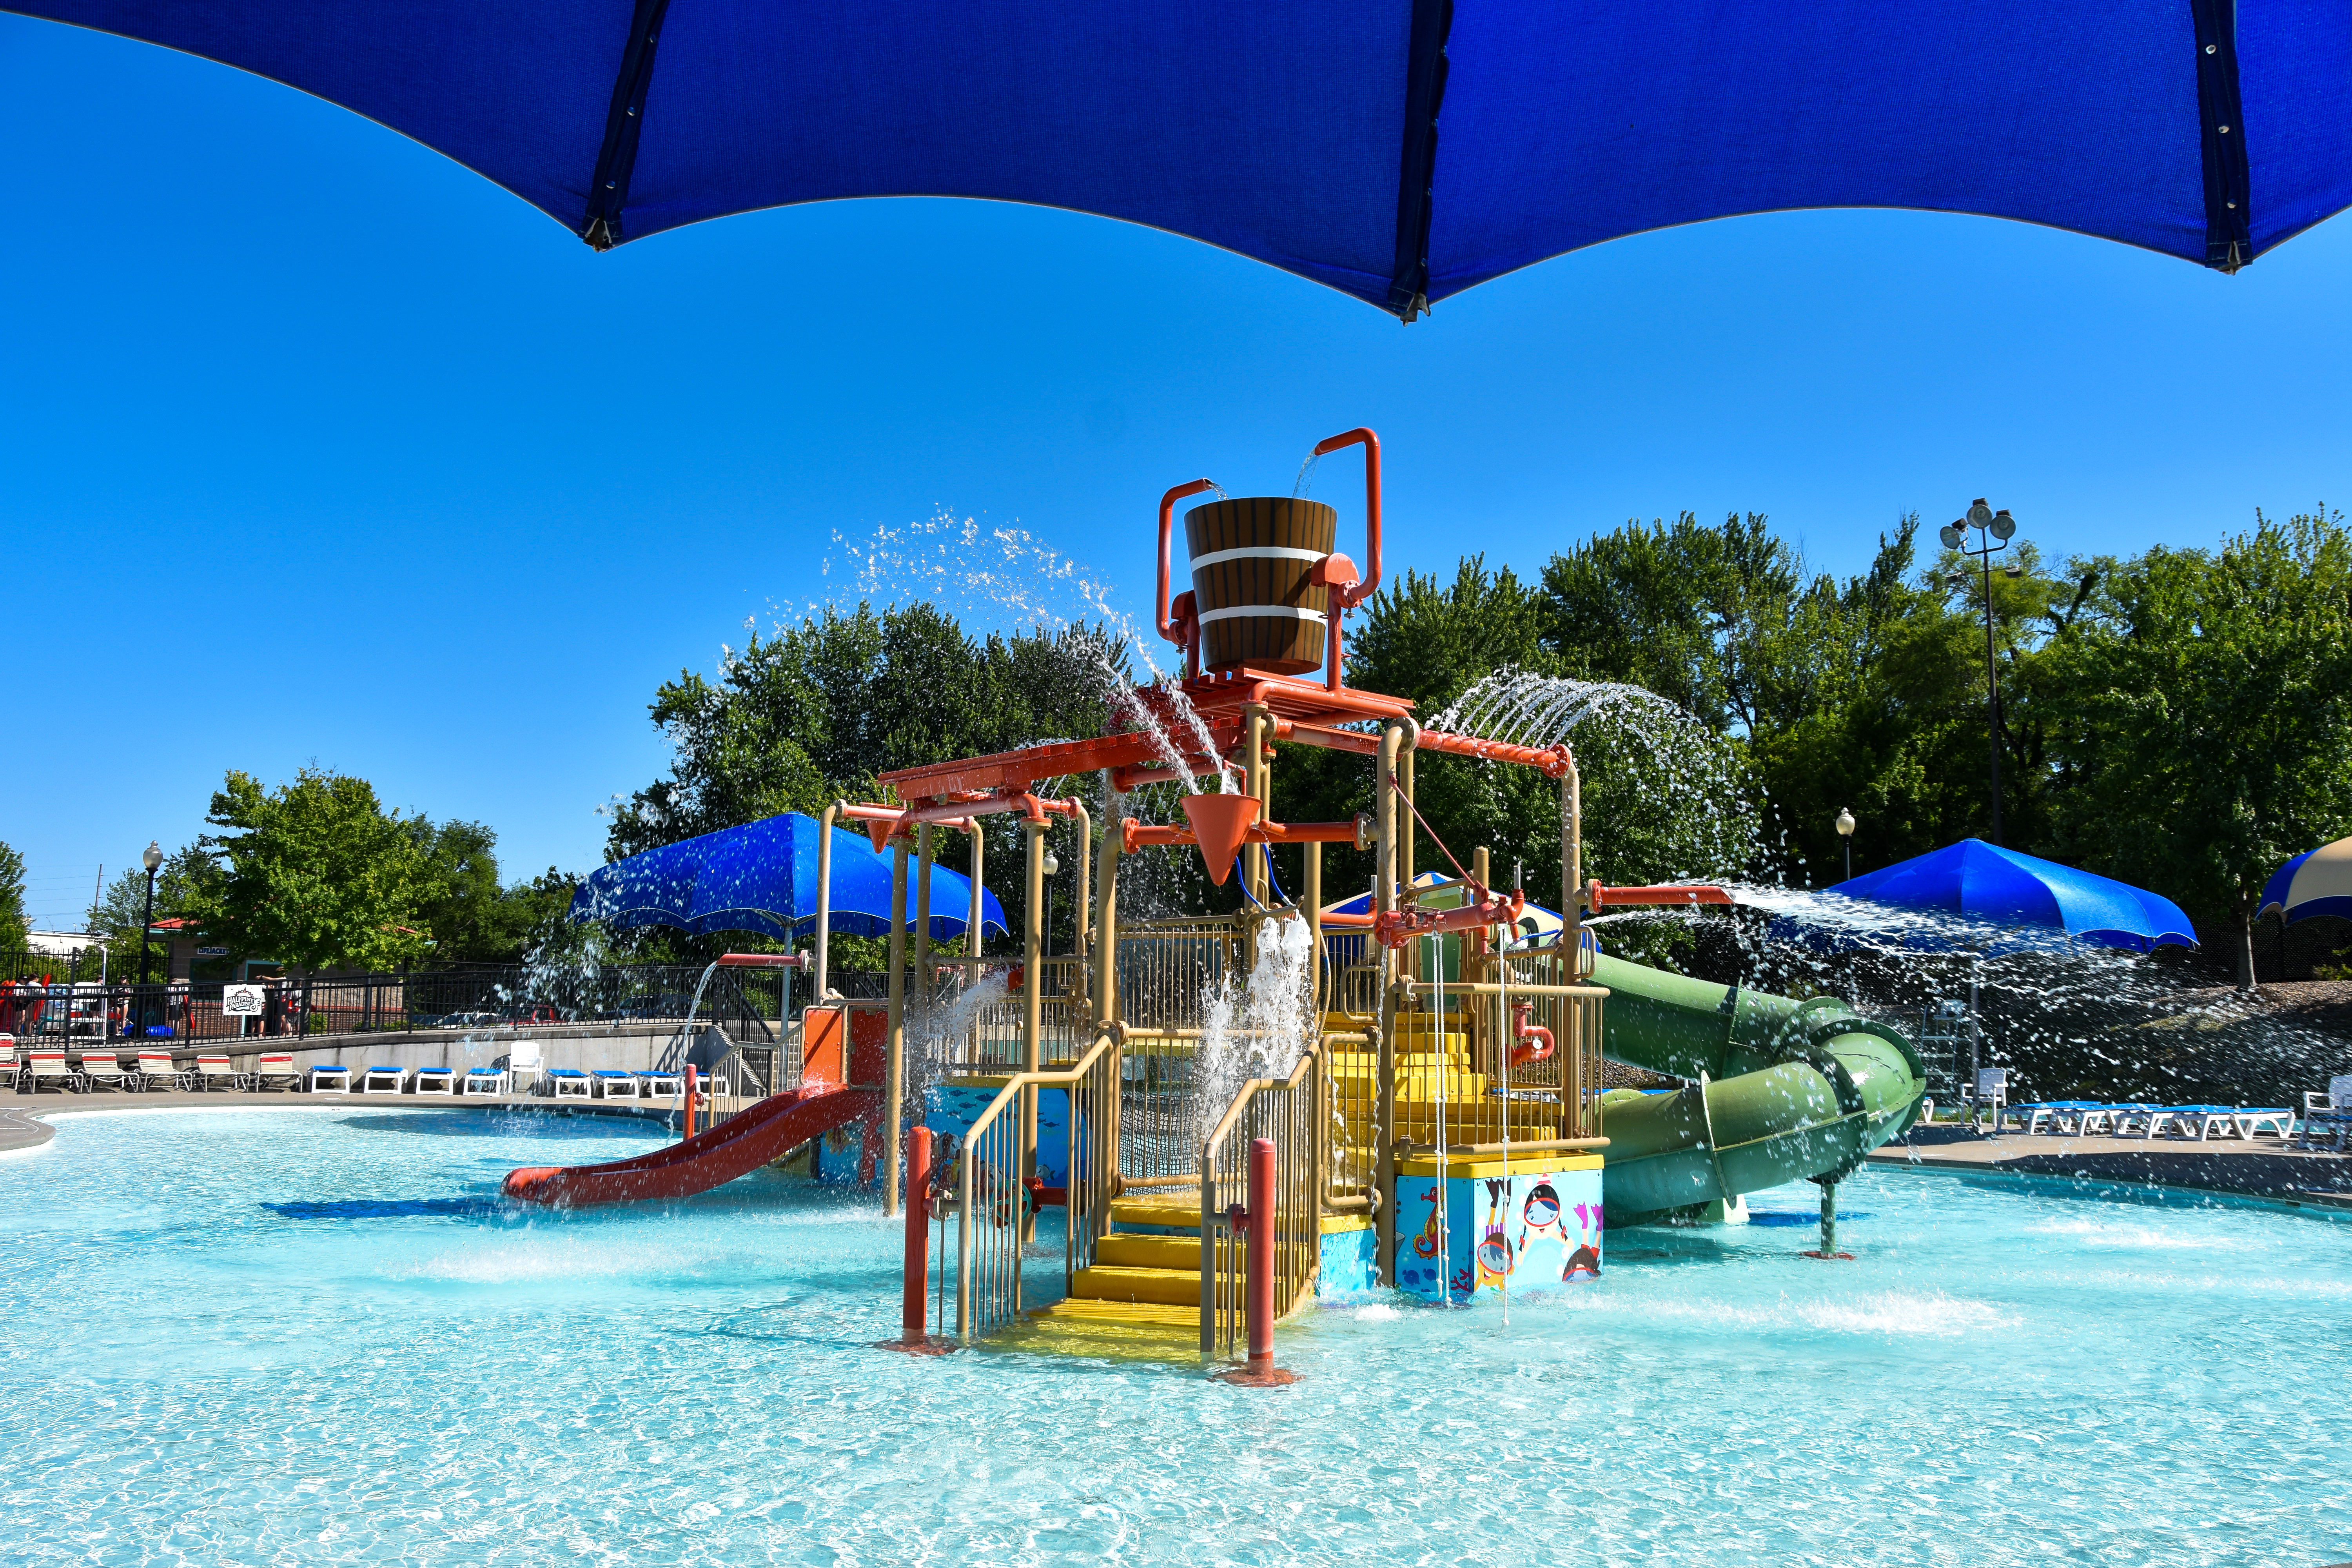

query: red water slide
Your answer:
[502,1083,875,1206]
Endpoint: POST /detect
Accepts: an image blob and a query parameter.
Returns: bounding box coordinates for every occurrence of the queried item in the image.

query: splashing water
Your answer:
[1192,915,1317,1148]
[1292,450,1322,499]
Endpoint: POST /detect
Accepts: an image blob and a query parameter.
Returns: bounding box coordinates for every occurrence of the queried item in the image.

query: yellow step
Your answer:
[1097,1233,1203,1270]
[1069,1264,1217,1307]
[1030,1297,1200,1329]
[1109,1194,1202,1230]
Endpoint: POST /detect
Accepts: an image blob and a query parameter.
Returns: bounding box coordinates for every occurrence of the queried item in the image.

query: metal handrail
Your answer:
[1199,1037,1324,1361]
[946,1026,1121,1342]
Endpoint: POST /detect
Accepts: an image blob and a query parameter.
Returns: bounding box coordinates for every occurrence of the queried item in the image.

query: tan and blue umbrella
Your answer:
[2258,836,2352,923]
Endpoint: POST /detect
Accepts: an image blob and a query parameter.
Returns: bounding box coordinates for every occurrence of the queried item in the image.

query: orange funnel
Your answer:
[1182,792,1262,886]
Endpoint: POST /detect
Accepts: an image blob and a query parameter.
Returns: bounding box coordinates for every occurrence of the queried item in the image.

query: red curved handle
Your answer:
[1311,428,1383,609]
[1157,479,1219,645]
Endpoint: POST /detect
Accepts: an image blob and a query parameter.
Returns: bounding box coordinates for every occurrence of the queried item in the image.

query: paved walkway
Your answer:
[1869,1124,2352,1207]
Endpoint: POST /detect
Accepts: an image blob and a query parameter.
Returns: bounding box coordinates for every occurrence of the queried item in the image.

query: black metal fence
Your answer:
[0,960,811,1047]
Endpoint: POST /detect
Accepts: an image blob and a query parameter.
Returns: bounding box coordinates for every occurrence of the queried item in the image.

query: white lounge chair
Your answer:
[506,1042,543,1096]
[1966,1069,2009,1134]
[309,1065,353,1095]
[413,1066,456,1096]
[194,1052,247,1092]
[24,1050,76,1094]
[2234,1107,2294,1140]
[361,1065,408,1095]
[461,1065,508,1097]
[2297,1076,2352,1151]
[2157,1105,2241,1141]
[591,1069,639,1103]
[78,1049,132,1092]
[135,1050,185,1091]
[546,1068,592,1100]
[0,1036,20,1093]
[636,1069,684,1100]
[254,1053,302,1092]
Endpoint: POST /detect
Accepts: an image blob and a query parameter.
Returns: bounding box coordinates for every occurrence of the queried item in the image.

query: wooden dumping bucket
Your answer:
[1183,497,1338,674]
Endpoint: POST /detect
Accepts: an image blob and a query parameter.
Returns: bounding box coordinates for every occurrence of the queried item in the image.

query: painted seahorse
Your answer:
[1410,1184,1444,1259]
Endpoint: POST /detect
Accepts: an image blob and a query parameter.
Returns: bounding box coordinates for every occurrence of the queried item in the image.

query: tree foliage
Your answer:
[2046,510,2352,985]
[0,840,26,948]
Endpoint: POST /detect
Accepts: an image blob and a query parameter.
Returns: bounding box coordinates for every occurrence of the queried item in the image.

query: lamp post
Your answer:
[1940,501,2021,846]
[136,840,163,989]
[1835,808,1856,882]
[1042,852,1060,958]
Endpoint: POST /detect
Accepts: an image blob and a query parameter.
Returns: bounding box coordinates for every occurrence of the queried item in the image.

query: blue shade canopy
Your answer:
[2259,835,2352,923]
[570,812,1007,943]
[10,2,2347,316]
[1800,838,2197,953]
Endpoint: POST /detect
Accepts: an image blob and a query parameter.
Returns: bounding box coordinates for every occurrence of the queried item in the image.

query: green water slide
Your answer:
[1586,951,1926,1222]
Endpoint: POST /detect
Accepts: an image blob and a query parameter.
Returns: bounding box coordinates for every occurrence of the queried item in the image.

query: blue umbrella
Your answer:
[571,812,1005,943]
[1779,838,2196,953]
[9,4,2346,317]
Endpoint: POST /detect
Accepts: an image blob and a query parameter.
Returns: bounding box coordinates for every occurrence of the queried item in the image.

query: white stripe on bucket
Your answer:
[1188,545,1328,570]
[1196,605,1327,625]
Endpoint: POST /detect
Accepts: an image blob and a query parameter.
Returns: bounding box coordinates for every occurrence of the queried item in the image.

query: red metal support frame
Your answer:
[1157,479,1220,649]
[1214,1137,1298,1386]
[1310,428,1383,610]
[683,1062,699,1140]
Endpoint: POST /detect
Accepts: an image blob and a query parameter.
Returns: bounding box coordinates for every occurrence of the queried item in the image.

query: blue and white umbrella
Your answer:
[2258,836,2352,924]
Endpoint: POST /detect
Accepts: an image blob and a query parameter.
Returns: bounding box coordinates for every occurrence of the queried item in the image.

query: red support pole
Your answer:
[902,1125,930,1339]
[1218,1136,1298,1385]
[1246,1136,1276,1372]
[684,1063,698,1140]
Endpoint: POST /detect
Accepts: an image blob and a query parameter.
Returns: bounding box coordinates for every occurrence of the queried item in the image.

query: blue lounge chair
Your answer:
[546,1067,592,1100]
[590,1069,639,1103]
[309,1064,353,1094]
[413,1066,456,1096]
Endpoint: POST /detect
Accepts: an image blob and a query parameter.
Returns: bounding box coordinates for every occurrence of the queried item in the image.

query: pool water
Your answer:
[5,1108,2348,1566]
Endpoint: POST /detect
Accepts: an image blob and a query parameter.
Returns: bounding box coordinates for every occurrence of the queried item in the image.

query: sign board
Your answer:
[222,984,266,1018]
[196,946,229,958]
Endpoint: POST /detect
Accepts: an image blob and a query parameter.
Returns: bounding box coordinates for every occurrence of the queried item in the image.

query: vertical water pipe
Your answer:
[684,1062,698,1140]
[1496,911,1510,1330]
[884,837,910,1217]
[1303,842,1323,1021]
[1373,717,1405,1277]
[815,802,843,998]
[1071,802,1092,989]
[1020,815,1047,1241]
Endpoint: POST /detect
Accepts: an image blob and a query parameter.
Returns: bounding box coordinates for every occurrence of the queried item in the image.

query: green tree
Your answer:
[0,840,26,948]
[609,605,1120,953]
[185,769,443,976]
[2048,510,2352,988]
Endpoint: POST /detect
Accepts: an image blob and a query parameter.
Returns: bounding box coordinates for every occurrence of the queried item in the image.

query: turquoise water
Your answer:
[5,1108,2349,1566]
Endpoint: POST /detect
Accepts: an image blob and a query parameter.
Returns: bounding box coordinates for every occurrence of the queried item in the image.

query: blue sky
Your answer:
[6,15,2349,929]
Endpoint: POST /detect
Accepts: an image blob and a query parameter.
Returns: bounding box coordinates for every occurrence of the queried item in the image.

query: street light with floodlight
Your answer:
[1835,808,1856,881]
[1938,500,2020,846]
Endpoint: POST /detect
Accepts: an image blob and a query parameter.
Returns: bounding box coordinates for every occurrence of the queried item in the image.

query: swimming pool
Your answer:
[5,1108,2347,1566]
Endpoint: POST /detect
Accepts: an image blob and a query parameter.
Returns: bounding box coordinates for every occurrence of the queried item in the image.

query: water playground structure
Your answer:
[508,428,1928,1363]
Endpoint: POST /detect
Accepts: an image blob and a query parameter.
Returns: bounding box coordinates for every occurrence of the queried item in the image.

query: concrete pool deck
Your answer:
[0,1089,688,1155]
[1869,1123,2352,1209]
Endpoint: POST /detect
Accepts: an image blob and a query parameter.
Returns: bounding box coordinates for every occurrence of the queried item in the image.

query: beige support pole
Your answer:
[1471,844,1491,1067]
[1093,822,1122,1027]
[883,837,909,1218]
[1020,816,1047,1237]
[915,819,935,985]
[966,822,985,962]
[1399,737,1418,982]
[1374,718,1405,1278]
[816,802,844,998]
[1242,703,1272,913]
